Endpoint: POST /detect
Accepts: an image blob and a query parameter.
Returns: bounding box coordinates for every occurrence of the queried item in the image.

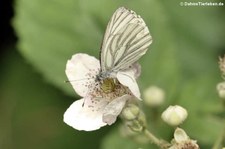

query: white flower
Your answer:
[161,105,188,126]
[143,86,165,107]
[64,53,141,131]
[169,128,199,149]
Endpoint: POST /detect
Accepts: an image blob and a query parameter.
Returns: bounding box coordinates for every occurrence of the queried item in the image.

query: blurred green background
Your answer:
[1,0,225,149]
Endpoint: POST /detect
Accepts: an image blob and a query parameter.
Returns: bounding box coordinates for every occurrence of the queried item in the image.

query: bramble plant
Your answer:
[63,7,224,149]
[12,1,225,149]
[64,7,225,149]
[64,43,225,149]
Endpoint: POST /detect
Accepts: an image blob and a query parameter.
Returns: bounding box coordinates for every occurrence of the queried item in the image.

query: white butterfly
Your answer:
[65,7,152,95]
[97,7,152,81]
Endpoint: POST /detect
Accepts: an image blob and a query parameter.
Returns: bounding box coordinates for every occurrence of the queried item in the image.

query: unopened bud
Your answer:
[121,104,140,120]
[161,105,188,126]
[217,82,225,99]
[169,128,199,149]
[143,86,165,107]
[121,104,147,132]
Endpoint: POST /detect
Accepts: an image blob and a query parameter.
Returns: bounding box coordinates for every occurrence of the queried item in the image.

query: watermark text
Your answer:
[180,1,224,6]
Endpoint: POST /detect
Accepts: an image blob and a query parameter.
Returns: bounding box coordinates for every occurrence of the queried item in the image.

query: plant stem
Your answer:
[143,128,170,149]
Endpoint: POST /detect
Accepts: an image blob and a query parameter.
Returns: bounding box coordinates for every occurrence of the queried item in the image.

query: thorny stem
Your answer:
[143,128,170,149]
[212,124,225,149]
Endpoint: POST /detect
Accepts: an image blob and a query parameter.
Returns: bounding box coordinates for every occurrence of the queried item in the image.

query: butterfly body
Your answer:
[96,70,115,81]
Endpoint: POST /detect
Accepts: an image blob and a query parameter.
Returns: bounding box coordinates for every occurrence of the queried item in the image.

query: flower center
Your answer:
[91,78,131,101]
[100,78,116,93]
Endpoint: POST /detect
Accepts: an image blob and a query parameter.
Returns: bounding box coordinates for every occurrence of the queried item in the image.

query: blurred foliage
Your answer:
[0,0,222,148]
[0,49,110,149]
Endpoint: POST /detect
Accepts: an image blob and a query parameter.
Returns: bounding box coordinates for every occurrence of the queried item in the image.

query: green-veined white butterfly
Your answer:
[97,7,152,81]
[65,7,152,94]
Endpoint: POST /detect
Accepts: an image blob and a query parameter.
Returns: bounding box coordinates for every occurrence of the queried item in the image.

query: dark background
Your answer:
[0,0,15,50]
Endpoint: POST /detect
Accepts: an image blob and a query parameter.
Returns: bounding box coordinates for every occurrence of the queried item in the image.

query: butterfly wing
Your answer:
[100,7,152,73]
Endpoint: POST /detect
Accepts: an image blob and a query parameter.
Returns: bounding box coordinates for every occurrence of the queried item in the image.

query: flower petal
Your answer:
[117,70,141,99]
[63,97,108,131]
[65,53,100,97]
[102,94,131,125]
[174,128,189,142]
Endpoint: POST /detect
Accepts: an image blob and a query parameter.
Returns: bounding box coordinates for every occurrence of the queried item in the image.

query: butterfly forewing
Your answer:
[100,7,152,74]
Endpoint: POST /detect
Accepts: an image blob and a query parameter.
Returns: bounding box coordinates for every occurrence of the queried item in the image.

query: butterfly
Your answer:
[97,7,152,82]
[65,7,152,95]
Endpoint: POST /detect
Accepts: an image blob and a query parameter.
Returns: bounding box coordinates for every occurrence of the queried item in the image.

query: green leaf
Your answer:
[13,0,181,96]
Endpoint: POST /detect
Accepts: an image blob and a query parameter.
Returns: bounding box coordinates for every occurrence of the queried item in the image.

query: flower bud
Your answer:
[143,86,165,107]
[161,105,188,126]
[121,104,147,132]
[169,128,199,149]
[121,104,140,120]
[217,82,225,99]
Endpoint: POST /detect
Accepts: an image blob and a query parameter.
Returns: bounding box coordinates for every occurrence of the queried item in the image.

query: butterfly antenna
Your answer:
[64,78,95,83]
